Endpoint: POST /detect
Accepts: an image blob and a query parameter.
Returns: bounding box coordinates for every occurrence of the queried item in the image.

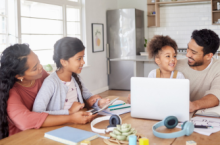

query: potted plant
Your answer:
[144,38,147,51]
[44,64,53,72]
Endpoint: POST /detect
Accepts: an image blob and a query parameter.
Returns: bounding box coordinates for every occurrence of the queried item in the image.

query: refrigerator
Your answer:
[107,9,145,90]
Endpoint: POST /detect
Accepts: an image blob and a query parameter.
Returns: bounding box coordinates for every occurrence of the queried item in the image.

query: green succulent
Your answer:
[144,39,147,47]
[109,124,137,141]
[44,64,53,72]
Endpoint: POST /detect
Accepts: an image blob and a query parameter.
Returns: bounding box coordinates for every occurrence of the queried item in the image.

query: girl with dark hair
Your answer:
[147,35,185,79]
[33,37,110,115]
[127,35,185,103]
[0,44,94,140]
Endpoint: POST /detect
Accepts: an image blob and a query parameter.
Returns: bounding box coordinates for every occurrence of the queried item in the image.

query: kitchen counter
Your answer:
[109,55,187,77]
[110,54,187,62]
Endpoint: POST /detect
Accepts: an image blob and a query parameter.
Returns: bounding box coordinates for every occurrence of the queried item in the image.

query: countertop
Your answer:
[110,54,187,62]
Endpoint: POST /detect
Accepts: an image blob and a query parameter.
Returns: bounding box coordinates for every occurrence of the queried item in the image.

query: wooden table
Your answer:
[0,96,219,145]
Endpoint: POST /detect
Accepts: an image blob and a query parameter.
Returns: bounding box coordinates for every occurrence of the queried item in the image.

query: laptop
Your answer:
[130,77,190,122]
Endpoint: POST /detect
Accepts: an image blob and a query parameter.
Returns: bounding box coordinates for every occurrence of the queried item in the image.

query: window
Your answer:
[1,0,83,65]
[0,0,17,52]
[19,0,82,65]
[66,6,81,39]
[0,0,7,52]
[20,1,63,64]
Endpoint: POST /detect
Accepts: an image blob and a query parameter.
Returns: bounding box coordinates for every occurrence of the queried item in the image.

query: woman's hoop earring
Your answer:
[21,78,23,82]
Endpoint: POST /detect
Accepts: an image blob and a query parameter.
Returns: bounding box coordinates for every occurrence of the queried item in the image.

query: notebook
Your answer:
[98,100,131,116]
[177,116,220,136]
[45,126,99,145]
[195,106,220,117]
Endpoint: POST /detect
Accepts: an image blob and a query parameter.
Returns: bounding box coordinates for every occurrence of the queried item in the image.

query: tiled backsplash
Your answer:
[148,4,220,48]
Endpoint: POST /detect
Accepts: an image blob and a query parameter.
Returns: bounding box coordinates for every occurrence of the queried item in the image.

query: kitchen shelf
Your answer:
[147,2,156,4]
[148,26,158,28]
[212,0,220,24]
[147,0,217,27]
[147,15,156,16]
[156,0,210,4]
[213,10,220,12]
[147,0,160,27]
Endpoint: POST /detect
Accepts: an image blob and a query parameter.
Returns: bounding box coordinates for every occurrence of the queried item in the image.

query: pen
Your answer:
[110,106,131,111]
[194,125,213,129]
[108,103,126,108]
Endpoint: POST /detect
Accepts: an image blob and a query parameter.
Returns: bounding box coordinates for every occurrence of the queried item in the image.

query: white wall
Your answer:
[80,0,118,94]
[80,0,148,94]
[148,4,220,48]
[117,0,146,10]
[80,1,220,94]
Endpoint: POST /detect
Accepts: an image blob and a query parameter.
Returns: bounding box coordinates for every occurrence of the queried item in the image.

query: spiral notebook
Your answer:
[45,126,99,145]
[98,100,131,116]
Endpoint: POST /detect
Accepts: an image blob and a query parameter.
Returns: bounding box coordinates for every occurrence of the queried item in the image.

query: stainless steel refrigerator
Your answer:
[107,9,144,90]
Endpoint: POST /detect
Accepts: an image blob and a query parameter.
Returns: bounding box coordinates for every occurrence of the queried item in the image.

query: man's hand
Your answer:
[86,95,102,107]
[68,102,84,114]
[189,101,199,112]
[190,94,219,113]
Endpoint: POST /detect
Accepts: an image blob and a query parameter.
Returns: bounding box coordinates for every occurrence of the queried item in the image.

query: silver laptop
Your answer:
[131,77,189,122]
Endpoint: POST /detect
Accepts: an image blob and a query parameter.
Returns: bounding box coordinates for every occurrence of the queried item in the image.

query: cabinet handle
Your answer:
[106,44,109,58]
[107,60,110,75]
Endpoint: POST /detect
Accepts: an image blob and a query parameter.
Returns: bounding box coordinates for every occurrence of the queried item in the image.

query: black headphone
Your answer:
[107,115,122,128]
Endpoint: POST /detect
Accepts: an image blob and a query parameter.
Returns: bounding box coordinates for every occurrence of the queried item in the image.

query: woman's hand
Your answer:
[98,98,110,108]
[68,102,85,114]
[86,95,102,107]
[70,111,96,124]
[42,111,96,127]
[127,94,131,104]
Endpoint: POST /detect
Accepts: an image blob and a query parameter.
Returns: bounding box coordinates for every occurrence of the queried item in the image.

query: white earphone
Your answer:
[91,115,122,134]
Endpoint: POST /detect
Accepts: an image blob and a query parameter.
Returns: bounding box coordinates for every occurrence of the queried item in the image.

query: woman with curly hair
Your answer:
[147,35,185,79]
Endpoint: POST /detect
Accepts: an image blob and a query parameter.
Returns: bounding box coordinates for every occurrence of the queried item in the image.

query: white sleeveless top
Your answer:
[62,78,78,110]
[148,69,185,79]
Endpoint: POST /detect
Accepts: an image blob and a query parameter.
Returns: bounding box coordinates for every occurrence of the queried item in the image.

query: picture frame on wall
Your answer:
[92,23,104,52]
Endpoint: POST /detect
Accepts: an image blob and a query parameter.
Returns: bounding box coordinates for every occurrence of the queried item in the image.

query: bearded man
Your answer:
[176,29,220,112]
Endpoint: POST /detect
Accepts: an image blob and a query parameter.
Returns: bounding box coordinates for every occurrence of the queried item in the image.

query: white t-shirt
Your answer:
[148,69,185,79]
[62,78,78,110]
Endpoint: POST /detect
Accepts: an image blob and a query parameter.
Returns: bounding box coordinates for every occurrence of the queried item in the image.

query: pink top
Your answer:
[7,70,49,136]
[62,78,78,110]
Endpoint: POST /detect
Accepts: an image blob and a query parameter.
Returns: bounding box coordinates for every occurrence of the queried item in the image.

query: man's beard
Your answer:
[188,57,204,67]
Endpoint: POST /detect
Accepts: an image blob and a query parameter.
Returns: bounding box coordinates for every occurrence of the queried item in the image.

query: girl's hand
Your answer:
[86,95,102,107]
[70,111,96,124]
[68,102,85,114]
[98,98,110,108]
[127,94,131,104]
